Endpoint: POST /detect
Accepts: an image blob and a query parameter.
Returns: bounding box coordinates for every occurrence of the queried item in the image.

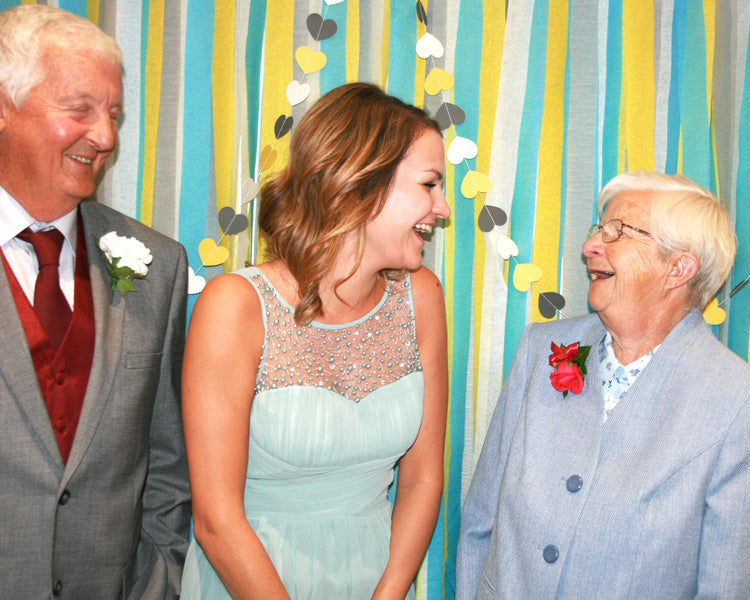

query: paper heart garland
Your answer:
[702,297,726,325]
[416,33,444,59]
[198,239,230,266]
[424,68,454,95]
[460,171,492,198]
[416,1,428,24]
[274,115,293,139]
[539,292,566,319]
[306,13,337,41]
[477,205,507,232]
[447,136,478,165]
[295,46,327,73]
[242,178,260,204]
[218,206,249,235]
[286,80,311,106]
[494,233,519,260]
[260,145,277,169]
[512,263,543,292]
[188,267,206,295]
[435,102,465,130]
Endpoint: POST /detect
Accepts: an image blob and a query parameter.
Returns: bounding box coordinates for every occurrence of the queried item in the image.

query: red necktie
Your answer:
[17,228,72,349]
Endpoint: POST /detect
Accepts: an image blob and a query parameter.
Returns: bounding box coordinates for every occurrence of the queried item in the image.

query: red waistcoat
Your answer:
[1,220,95,462]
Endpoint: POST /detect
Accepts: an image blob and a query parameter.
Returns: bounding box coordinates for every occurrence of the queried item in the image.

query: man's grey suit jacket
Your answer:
[0,200,191,599]
[457,310,750,599]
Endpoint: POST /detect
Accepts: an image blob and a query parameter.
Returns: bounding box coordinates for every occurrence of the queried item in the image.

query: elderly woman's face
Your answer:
[582,191,672,326]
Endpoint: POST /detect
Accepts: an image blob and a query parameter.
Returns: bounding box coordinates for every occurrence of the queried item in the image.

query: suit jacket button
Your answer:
[543,544,559,563]
[52,579,63,596]
[59,490,71,505]
[566,474,583,493]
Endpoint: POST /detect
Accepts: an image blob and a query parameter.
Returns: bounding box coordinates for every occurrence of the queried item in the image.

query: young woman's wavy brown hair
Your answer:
[259,82,441,325]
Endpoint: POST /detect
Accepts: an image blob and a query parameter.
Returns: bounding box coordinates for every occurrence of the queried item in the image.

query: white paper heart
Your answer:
[416,32,444,59]
[242,178,260,204]
[447,136,478,165]
[188,267,206,295]
[286,80,311,106]
[324,0,344,4]
[494,233,519,260]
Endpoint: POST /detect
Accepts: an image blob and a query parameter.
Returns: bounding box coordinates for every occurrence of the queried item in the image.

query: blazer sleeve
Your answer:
[455,324,533,599]
[126,244,191,600]
[696,392,750,598]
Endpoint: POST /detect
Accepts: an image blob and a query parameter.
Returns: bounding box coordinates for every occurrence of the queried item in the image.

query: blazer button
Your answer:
[543,544,559,563]
[59,489,71,505]
[566,474,583,493]
[52,579,63,597]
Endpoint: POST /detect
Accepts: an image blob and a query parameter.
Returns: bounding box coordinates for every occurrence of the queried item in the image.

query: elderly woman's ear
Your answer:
[665,252,699,292]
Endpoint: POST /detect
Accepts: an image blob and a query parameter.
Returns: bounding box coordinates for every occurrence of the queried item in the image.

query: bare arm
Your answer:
[372,266,449,599]
[182,273,290,600]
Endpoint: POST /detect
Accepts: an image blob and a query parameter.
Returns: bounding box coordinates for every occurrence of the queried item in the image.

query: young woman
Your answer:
[181,83,450,600]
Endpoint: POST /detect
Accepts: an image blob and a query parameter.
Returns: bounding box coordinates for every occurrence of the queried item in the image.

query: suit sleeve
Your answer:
[455,325,533,599]
[695,392,750,599]
[127,244,191,600]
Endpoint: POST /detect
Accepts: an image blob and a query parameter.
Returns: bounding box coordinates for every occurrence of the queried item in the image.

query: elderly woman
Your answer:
[456,171,750,599]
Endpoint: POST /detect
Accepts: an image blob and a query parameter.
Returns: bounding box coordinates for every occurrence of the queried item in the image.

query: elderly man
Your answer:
[0,5,190,599]
[457,171,750,599]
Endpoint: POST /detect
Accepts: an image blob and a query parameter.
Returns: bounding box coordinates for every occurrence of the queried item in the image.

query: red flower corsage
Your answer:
[549,341,591,397]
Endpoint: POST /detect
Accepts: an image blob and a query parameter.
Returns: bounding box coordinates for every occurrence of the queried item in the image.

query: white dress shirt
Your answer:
[0,185,77,308]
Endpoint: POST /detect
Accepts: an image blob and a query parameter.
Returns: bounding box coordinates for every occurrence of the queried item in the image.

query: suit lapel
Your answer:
[601,311,700,448]
[64,204,125,474]
[0,256,64,467]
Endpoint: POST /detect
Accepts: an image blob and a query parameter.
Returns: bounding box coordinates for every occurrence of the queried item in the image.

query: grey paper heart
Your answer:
[218,206,249,235]
[274,114,293,139]
[477,205,507,232]
[539,292,566,319]
[435,102,465,130]
[307,13,337,41]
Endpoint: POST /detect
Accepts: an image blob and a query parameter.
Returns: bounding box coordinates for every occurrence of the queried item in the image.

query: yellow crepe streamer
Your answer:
[140,0,165,227]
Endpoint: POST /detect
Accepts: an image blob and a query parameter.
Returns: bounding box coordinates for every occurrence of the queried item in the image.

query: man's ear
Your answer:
[0,88,10,134]
[665,251,699,291]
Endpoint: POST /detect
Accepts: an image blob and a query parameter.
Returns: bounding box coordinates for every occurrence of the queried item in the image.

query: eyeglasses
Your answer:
[586,219,652,243]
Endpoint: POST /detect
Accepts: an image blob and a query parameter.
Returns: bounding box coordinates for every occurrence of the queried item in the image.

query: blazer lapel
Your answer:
[0,253,64,467]
[601,311,700,448]
[64,204,125,474]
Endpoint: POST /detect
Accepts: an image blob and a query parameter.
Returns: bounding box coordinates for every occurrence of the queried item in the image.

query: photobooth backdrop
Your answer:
[7,0,749,597]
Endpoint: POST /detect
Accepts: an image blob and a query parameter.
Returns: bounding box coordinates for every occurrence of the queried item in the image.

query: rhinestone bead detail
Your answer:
[251,272,422,402]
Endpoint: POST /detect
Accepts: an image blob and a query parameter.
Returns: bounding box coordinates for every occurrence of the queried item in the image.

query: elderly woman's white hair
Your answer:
[597,170,736,309]
[0,4,122,107]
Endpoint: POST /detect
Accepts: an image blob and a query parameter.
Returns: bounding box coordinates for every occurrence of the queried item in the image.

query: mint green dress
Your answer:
[181,267,423,600]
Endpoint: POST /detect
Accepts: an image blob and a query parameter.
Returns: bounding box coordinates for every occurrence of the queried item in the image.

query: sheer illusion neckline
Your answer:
[253,268,392,330]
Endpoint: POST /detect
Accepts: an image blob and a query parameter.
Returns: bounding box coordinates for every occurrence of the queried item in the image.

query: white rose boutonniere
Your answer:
[98,231,153,298]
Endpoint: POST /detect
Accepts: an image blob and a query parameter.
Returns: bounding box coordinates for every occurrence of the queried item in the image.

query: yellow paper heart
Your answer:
[702,297,726,325]
[199,239,229,267]
[295,46,327,74]
[424,68,454,95]
[260,145,277,170]
[513,263,543,292]
[460,171,492,198]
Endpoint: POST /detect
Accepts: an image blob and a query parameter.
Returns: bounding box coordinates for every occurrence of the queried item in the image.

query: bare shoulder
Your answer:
[189,271,263,341]
[409,266,446,311]
[408,266,447,339]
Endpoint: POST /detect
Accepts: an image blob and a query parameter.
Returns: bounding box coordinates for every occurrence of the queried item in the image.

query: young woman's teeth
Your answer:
[414,223,433,235]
